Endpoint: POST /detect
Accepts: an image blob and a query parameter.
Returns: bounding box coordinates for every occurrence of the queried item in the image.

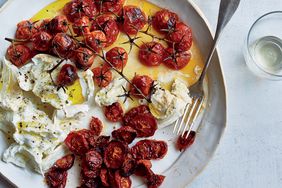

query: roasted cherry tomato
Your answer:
[176,130,196,152]
[52,33,76,58]
[85,30,107,52]
[166,22,193,51]
[91,14,119,47]
[91,135,111,153]
[63,0,98,22]
[104,141,127,169]
[31,31,53,52]
[49,15,69,34]
[45,167,67,188]
[57,64,78,87]
[89,117,103,136]
[6,44,31,67]
[163,47,191,70]
[72,16,91,36]
[15,20,38,40]
[152,9,179,34]
[120,153,136,177]
[130,75,154,99]
[81,150,103,178]
[123,105,151,126]
[92,66,112,87]
[104,102,124,122]
[112,126,137,144]
[127,113,157,137]
[147,174,165,188]
[105,47,128,70]
[138,42,165,66]
[54,154,75,171]
[131,139,168,160]
[118,5,147,35]
[38,19,51,32]
[64,130,90,155]
[94,0,125,13]
[74,47,95,70]
[113,170,132,188]
[134,160,152,177]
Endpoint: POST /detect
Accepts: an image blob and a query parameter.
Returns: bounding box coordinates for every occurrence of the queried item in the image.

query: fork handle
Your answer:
[198,0,240,83]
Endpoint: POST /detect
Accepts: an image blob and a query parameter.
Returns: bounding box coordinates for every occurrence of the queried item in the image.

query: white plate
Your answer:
[0,0,227,187]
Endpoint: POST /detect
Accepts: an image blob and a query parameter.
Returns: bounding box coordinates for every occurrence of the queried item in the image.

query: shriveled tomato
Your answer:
[138,42,165,66]
[6,44,31,67]
[54,154,75,171]
[38,19,51,32]
[130,75,154,99]
[74,47,95,70]
[91,135,110,153]
[100,168,110,187]
[134,160,152,177]
[72,16,90,36]
[104,102,124,122]
[163,47,191,70]
[112,126,137,144]
[91,14,119,47]
[147,174,165,188]
[123,105,151,126]
[105,47,128,70]
[31,31,53,52]
[127,113,157,137]
[104,141,128,169]
[94,0,125,13]
[52,33,77,58]
[63,0,98,22]
[64,130,90,155]
[118,5,147,35]
[131,140,168,160]
[152,9,179,34]
[80,176,100,188]
[166,22,193,51]
[81,150,103,178]
[89,117,103,136]
[45,167,67,188]
[15,20,38,40]
[49,15,69,34]
[113,170,132,188]
[85,31,107,53]
[120,153,136,177]
[176,130,196,152]
[92,66,112,87]
[57,64,78,87]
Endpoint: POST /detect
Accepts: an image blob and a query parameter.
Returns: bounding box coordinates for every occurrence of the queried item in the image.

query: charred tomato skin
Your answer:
[163,47,191,70]
[138,42,165,66]
[105,47,128,70]
[6,44,32,67]
[130,75,154,99]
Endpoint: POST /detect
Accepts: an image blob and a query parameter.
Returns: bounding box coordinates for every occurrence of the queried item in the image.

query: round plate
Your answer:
[0,0,227,187]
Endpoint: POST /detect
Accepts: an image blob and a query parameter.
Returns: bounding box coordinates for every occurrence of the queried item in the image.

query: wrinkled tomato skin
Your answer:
[80,177,100,188]
[49,15,69,34]
[134,160,152,177]
[82,150,103,178]
[123,105,150,126]
[45,167,67,188]
[57,64,78,87]
[91,14,119,47]
[6,44,31,67]
[55,154,75,171]
[31,31,53,52]
[152,9,179,34]
[114,171,132,188]
[138,42,165,66]
[39,19,51,33]
[89,117,103,136]
[118,5,147,35]
[130,75,154,99]
[112,126,137,144]
[166,22,193,51]
[85,31,107,53]
[91,135,111,153]
[120,153,136,177]
[64,130,90,156]
[74,47,95,70]
[63,0,98,22]
[72,16,91,36]
[100,168,110,187]
[104,141,128,169]
[95,0,125,14]
[15,20,37,40]
[177,130,196,152]
[52,33,76,58]
[104,102,124,122]
[147,174,166,188]
[163,48,191,70]
[105,47,128,70]
[92,66,112,87]
[131,140,168,160]
[127,113,157,137]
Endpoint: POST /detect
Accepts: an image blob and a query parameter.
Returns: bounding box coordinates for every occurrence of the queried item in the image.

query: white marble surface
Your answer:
[1,0,282,187]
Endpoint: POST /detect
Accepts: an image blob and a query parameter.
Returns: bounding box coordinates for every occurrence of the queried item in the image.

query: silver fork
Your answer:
[173,0,240,138]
